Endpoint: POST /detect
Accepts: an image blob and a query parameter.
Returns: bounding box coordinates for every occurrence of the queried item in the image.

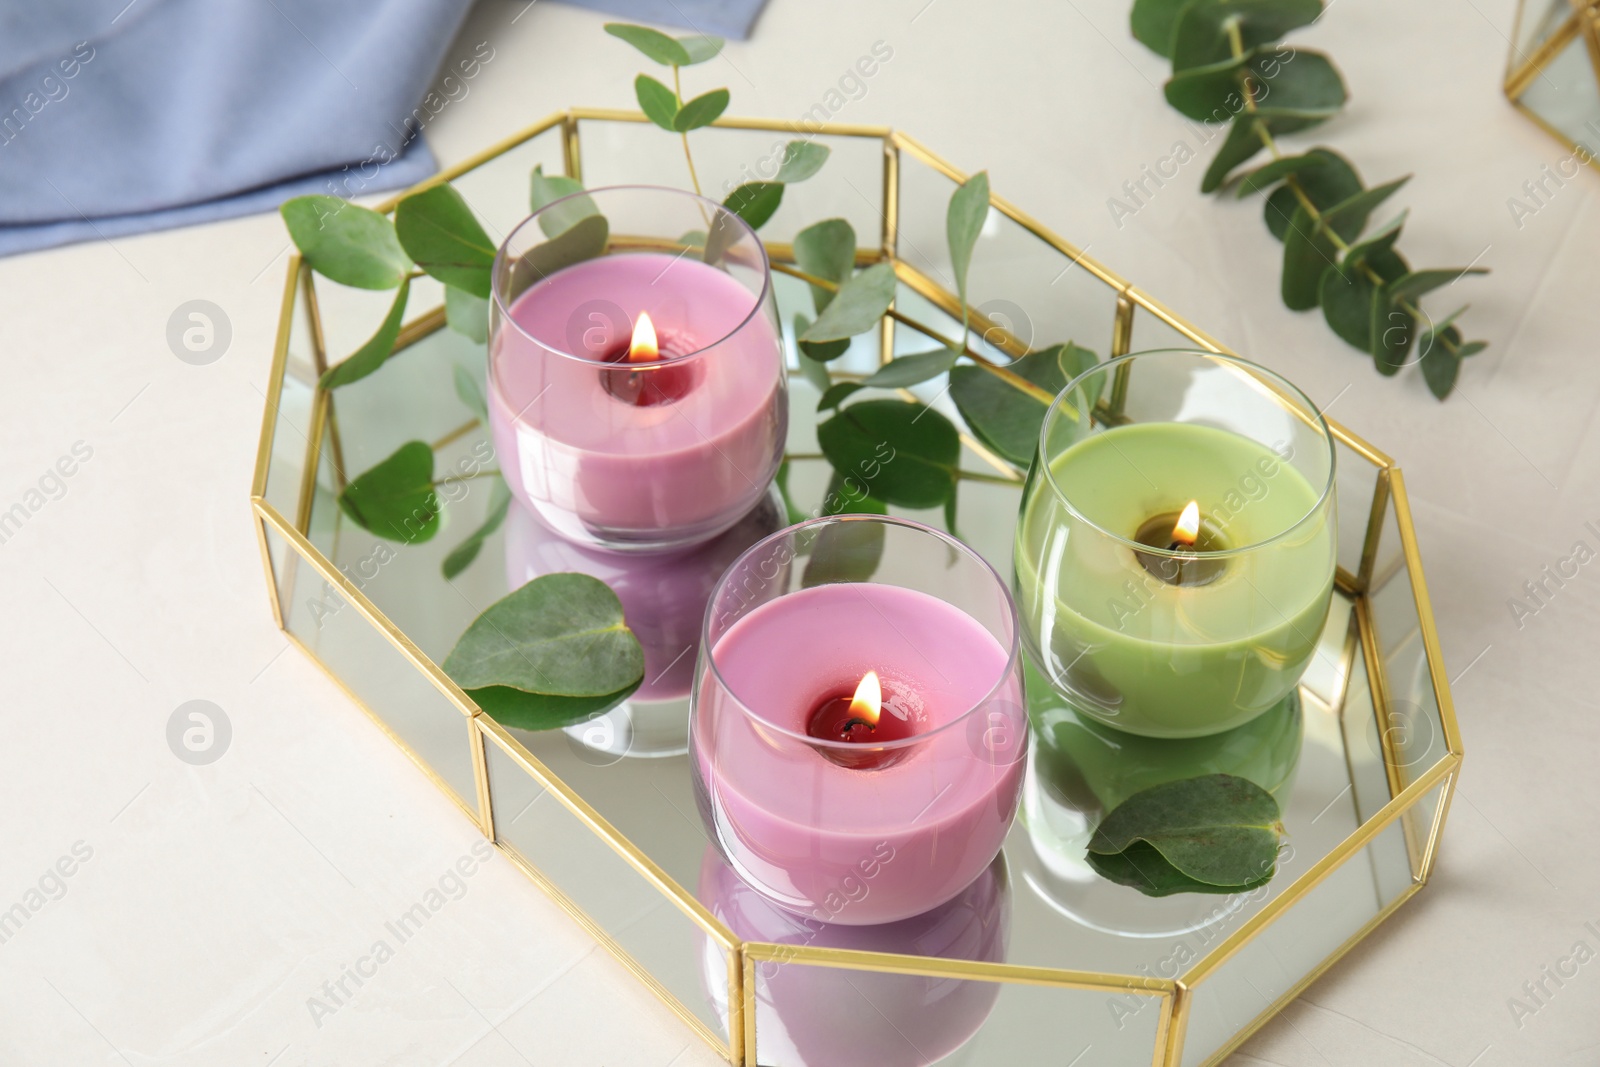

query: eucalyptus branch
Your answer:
[1133,0,1490,398]
[1227,25,1462,361]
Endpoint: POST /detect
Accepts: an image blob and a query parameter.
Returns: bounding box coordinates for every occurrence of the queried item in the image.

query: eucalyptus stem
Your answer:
[672,66,705,197]
[1227,26,1459,358]
[432,469,501,487]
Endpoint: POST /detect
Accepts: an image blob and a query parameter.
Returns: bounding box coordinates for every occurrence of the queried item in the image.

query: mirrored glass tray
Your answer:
[250,111,1462,1067]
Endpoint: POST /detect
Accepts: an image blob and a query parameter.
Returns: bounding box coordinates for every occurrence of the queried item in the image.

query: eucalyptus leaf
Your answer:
[723,181,783,229]
[1280,204,1337,310]
[394,184,496,298]
[820,471,888,517]
[319,280,410,389]
[442,479,512,580]
[635,74,680,130]
[445,285,488,344]
[280,195,412,290]
[948,171,990,313]
[1371,299,1414,375]
[794,218,857,313]
[1088,841,1276,897]
[530,165,599,237]
[1251,48,1346,118]
[800,261,896,343]
[948,343,1097,468]
[775,141,831,183]
[797,351,832,394]
[1201,115,1320,192]
[1163,51,1252,122]
[1386,266,1490,304]
[1171,0,1324,71]
[818,382,864,411]
[338,440,439,544]
[1340,210,1407,270]
[443,573,645,701]
[800,336,851,362]
[1237,145,1349,196]
[1088,774,1283,890]
[453,362,489,423]
[1130,0,1191,57]
[678,34,724,64]
[466,684,640,731]
[673,88,730,132]
[802,515,887,587]
[860,347,960,388]
[1318,263,1376,351]
[604,22,692,66]
[1259,148,1361,241]
[816,399,960,509]
[1419,332,1460,399]
[506,214,610,299]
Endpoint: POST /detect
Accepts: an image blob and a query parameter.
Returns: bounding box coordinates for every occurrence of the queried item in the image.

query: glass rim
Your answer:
[1038,348,1337,560]
[489,183,773,367]
[700,515,1023,751]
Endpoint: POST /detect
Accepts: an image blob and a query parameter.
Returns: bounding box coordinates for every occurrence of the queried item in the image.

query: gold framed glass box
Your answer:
[1505,0,1600,168]
[250,110,1462,1066]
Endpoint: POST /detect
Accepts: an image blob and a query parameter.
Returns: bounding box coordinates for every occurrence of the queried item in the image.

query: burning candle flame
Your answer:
[849,670,882,727]
[1172,500,1201,549]
[628,311,659,363]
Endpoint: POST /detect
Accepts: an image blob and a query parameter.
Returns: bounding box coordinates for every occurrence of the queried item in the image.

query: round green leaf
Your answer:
[722,181,783,229]
[678,35,725,65]
[280,195,411,290]
[338,440,439,544]
[394,184,496,298]
[1088,774,1283,889]
[1171,0,1324,71]
[948,343,1095,468]
[443,573,646,700]
[320,280,411,389]
[1131,0,1191,57]
[860,347,960,388]
[947,171,990,308]
[794,218,857,313]
[445,285,488,345]
[604,23,692,66]
[800,261,896,343]
[530,165,600,237]
[775,141,830,183]
[441,479,512,580]
[673,88,730,132]
[817,399,959,509]
[634,74,680,130]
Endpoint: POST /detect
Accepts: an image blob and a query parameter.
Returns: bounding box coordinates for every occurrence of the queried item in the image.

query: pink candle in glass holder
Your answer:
[691,517,1029,926]
[489,185,787,552]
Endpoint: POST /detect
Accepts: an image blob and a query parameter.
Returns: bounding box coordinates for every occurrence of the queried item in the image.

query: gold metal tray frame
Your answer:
[1505,0,1600,167]
[250,110,1462,1067]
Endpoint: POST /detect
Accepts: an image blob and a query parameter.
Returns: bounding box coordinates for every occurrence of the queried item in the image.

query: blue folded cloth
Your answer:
[0,0,478,257]
[552,0,769,39]
[0,0,771,258]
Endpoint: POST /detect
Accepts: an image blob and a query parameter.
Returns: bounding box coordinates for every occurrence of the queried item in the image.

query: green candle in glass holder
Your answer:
[1013,349,1337,738]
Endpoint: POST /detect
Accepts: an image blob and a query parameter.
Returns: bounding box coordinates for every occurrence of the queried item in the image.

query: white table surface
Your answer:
[2,0,1594,1063]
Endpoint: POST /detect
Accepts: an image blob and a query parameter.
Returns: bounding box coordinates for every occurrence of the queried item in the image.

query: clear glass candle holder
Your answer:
[1013,349,1337,739]
[488,184,787,551]
[690,517,1029,926]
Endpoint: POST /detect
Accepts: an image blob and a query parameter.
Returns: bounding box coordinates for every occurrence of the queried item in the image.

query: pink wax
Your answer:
[697,847,1007,1067]
[489,251,786,549]
[692,583,1027,925]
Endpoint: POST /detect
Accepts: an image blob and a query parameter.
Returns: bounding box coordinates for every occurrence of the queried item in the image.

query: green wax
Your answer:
[1014,422,1334,738]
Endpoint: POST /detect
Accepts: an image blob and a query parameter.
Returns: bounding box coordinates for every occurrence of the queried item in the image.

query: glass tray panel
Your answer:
[254,113,1461,1066]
